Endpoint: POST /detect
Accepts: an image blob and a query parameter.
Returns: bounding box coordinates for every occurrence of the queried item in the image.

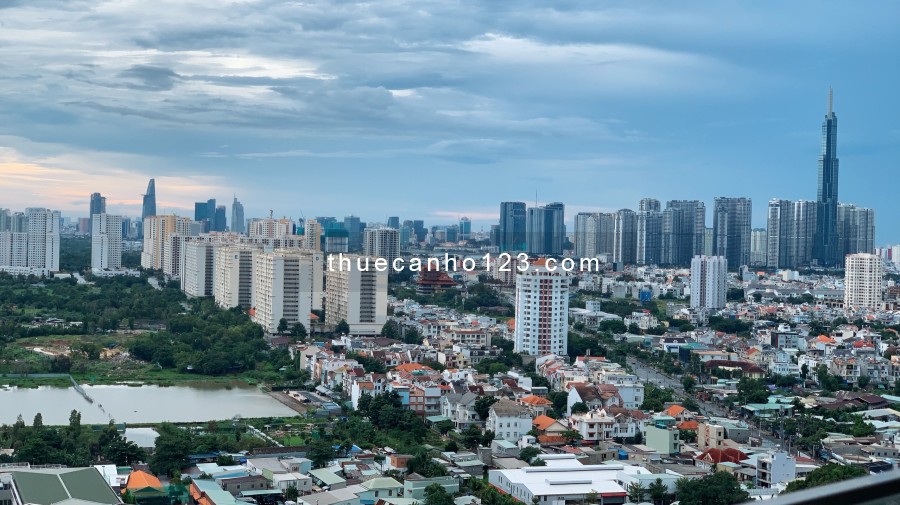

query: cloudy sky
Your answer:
[0,0,898,242]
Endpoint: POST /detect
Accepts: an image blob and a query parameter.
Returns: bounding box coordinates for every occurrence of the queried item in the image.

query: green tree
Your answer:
[424,483,454,505]
[627,482,647,503]
[800,363,809,380]
[561,430,583,444]
[474,396,498,420]
[277,318,289,334]
[291,322,307,339]
[444,440,459,452]
[648,478,669,505]
[570,402,589,414]
[308,438,336,468]
[783,463,867,493]
[381,321,399,338]
[856,375,870,389]
[682,376,696,393]
[675,472,749,505]
[150,423,193,477]
[519,446,541,463]
[335,319,350,335]
[284,485,299,502]
[32,413,43,429]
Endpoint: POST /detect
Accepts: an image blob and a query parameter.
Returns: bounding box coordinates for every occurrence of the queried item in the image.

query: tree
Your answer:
[783,463,867,493]
[291,322,307,339]
[648,478,668,505]
[308,438,336,469]
[857,375,870,389]
[682,376,696,393]
[561,430,583,444]
[474,396,497,420]
[530,458,546,466]
[570,402,589,415]
[334,319,351,335]
[424,483,454,505]
[381,321,399,339]
[519,446,541,463]
[627,482,647,503]
[800,363,809,380]
[284,485,299,502]
[444,440,459,453]
[675,472,749,505]
[277,318,289,334]
[150,423,193,477]
[32,413,43,429]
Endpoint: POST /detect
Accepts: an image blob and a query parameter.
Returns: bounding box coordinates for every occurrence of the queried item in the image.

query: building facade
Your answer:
[690,255,727,310]
[91,213,123,271]
[513,259,570,356]
[844,253,883,310]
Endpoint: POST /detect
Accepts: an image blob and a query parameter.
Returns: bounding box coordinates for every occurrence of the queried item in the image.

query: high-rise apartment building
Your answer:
[344,215,362,251]
[231,196,245,234]
[814,88,840,267]
[574,212,601,258]
[248,216,295,239]
[513,259,570,356]
[662,200,706,266]
[251,249,324,333]
[324,228,350,253]
[88,192,106,234]
[766,199,817,269]
[750,228,767,267]
[837,203,875,257]
[712,197,752,269]
[613,208,637,265]
[0,209,10,232]
[639,198,661,213]
[499,202,526,253]
[363,227,400,265]
[690,255,727,310]
[303,219,322,251]
[91,213,123,271]
[526,202,564,255]
[25,208,61,273]
[844,253,882,310]
[325,254,388,335]
[141,215,192,270]
[214,245,254,309]
[180,241,215,297]
[636,208,663,265]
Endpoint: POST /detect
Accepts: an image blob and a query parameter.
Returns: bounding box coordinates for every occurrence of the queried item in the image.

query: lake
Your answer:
[0,382,298,425]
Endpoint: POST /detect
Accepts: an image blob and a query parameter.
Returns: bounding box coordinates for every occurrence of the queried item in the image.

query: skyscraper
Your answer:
[712,197,752,269]
[91,213,123,271]
[574,212,600,258]
[514,259,569,356]
[662,200,706,266]
[639,198,661,213]
[325,254,388,335]
[141,179,156,226]
[526,202,564,255]
[844,253,882,310]
[690,255,727,310]
[363,227,401,265]
[636,208,663,265]
[814,88,840,267]
[459,217,471,240]
[387,216,400,229]
[344,215,362,251]
[214,205,227,232]
[499,202,526,253]
[88,192,106,234]
[231,196,245,234]
[26,208,61,273]
[750,228,768,267]
[613,208,637,265]
[766,199,816,269]
[837,203,875,257]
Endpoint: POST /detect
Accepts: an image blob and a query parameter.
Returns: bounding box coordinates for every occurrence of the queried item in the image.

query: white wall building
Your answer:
[757,451,796,488]
[844,253,883,310]
[251,249,323,333]
[91,213,123,271]
[181,241,215,297]
[514,259,570,356]
[303,219,322,251]
[690,255,727,309]
[487,399,532,443]
[363,227,400,265]
[141,215,192,270]
[25,208,61,273]
[214,245,254,308]
[325,254,388,335]
[0,232,28,268]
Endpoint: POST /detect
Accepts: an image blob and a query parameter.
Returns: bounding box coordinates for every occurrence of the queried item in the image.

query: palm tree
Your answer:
[627,481,646,503]
[648,478,668,505]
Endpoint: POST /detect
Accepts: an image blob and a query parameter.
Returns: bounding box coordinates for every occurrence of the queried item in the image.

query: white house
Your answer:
[487,399,532,443]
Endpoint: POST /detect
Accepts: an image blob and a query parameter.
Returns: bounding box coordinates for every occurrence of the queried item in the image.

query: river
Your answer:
[0,382,298,425]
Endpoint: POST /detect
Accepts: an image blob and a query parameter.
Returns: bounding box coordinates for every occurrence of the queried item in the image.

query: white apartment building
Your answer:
[214,245,254,308]
[303,219,322,251]
[248,217,295,239]
[325,254,388,335]
[251,249,324,333]
[0,232,27,268]
[25,208,61,273]
[513,259,570,356]
[91,213,123,271]
[181,241,215,297]
[757,451,796,488]
[844,253,883,310]
[141,215,192,270]
[690,255,727,309]
[486,399,532,443]
[363,227,400,265]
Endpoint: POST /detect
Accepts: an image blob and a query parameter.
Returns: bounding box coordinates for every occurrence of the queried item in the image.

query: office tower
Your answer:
[141,178,156,227]
[412,220,425,242]
[214,205,226,232]
[514,259,570,356]
[25,208,61,272]
[230,197,245,234]
[251,249,324,333]
[303,219,322,251]
[703,228,714,256]
[387,216,400,229]
[499,202,526,253]
[91,213,123,270]
[489,224,500,248]
[844,253,882,310]
[814,88,840,266]
[750,228,767,267]
[248,216,295,239]
[363,227,401,265]
[325,254,388,335]
[712,197,752,269]
[88,192,106,234]
[194,202,209,231]
[597,213,616,257]
[459,217,471,240]
[214,245,254,309]
[639,198,661,213]
[0,209,10,232]
[343,215,362,251]
[636,208,663,265]
[526,202,564,255]
[837,203,875,257]
[574,212,599,258]
[400,224,414,247]
[180,241,215,297]
[324,228,349,253]
[141,215,192,270]
[662,200,706,266]
[766,199,817,269]
[613,209,637,264]
[690,255,727,310]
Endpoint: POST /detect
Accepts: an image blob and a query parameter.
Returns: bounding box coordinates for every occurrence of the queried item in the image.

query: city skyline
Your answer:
[0,2,898,242]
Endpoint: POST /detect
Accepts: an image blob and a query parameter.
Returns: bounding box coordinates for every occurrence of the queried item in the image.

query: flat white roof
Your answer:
[493,463,649,497]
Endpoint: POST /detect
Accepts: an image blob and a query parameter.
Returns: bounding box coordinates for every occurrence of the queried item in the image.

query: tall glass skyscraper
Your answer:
[499,202,526,253]
[814,87,840,266]
[141,179,156,238]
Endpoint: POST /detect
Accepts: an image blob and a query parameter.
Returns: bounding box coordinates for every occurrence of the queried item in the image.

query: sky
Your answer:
[0,1,898,243]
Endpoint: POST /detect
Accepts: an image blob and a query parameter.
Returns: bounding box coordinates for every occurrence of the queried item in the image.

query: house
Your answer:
[356,477,404,505]
[403,474,459,500]
[518,395,552,416]
[309,469,346,490]
[215,475,271,496]
[440,392,481,430]
[124,470,168,505]
[531,415,568,437]
[487,399,532,443]
[567,384,609,415]
[3,468,123,505]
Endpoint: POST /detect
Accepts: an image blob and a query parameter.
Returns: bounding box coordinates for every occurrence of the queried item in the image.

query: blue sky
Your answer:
[0,1,897,243]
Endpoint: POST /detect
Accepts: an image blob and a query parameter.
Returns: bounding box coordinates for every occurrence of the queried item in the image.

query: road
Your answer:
[627,356,783,450]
